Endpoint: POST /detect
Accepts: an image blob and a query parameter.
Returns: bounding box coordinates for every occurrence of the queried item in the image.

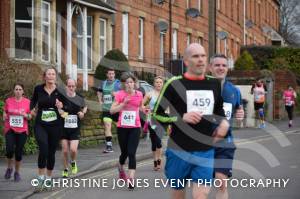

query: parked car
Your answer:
[138,80,154,96]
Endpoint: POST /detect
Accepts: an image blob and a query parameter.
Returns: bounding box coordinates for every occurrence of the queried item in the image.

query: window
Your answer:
[198,0,202,13]
[187,33,191,46]
[159,33,164,65]
[172,29,177,59]
[122,13,129,56]
[100,18,106,60]
[41,1,50,62]
[198,37,203,45]
[15,0,34,59]
[77,16,92,70]
[138,17,144,59]
[217,0,221,10]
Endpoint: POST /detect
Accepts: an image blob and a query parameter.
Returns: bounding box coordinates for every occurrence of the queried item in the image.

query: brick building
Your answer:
[114,0,282,72]
[0,0,282,89]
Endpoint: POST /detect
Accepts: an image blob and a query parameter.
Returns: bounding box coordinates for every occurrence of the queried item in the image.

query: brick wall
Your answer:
[0,0,10,58]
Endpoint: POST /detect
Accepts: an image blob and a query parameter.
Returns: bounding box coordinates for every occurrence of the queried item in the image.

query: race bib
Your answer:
[103,94,113,104]
[121,111,136,126]
[223,102,233,120]
[9,115,24,128]
[64,115,78,128]
[255,94,265,103]
[41,110,57,122]
[186,90,215,115]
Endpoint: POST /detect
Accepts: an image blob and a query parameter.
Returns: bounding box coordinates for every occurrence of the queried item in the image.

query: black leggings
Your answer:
[34,124,61,170]
[5,130,27,161]
[285,106,294,120]
[117,127,140,170]
[149,127,162,152]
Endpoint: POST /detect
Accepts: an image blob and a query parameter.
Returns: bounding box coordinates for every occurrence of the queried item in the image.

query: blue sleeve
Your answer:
[114,80,121,91]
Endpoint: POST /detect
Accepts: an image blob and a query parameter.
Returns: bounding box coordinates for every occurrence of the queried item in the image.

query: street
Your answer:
[27,130,300,199]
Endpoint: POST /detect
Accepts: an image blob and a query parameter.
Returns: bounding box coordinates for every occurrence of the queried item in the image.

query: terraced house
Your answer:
[0,0,283,89]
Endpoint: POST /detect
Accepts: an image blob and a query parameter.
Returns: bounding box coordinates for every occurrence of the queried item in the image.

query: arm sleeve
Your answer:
[4,99,8,113]
[30,86,38,110]
[114,91,122,103]
[114,80,121,91]
[153,83,177,124]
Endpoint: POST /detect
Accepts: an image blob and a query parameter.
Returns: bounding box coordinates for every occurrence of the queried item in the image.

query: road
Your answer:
[28,131,300,199]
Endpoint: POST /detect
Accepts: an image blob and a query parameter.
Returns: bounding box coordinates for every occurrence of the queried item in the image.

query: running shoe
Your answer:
[14,172,21,182]
[34,176,45,192]
[71,161,78,174]
[157,159,162,171]
[4,168,13,179]
[153,160,158,171]
[103,145,114,153]
[118,167,127,180]
[62,169,69,178]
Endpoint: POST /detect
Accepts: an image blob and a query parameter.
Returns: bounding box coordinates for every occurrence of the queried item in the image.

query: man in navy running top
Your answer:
[209,54,244,199]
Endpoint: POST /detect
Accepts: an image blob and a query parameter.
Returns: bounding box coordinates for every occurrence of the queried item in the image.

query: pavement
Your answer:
[1,117,300,199]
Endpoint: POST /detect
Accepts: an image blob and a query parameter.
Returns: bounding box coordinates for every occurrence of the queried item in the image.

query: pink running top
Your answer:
[3,97,31,134]
[283,90,296,106]
[114,90,143,128]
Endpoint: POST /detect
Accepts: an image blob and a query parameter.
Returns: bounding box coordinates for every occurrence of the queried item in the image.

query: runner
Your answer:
[153,43,229,199]
[97,69,121,153]
[251,78,267,128]
[110,72,144,190]
[283,85,297,128]
[30,67,65,190]
[3,83,31,182]
[61,79,87,178]
[209,54,244,199]
[143,76,164,171]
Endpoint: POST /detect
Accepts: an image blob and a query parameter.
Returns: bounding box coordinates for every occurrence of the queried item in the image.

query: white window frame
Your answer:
[172,29,177,59]
[41,1,51,62]
[122,13,129,56]
[198,36,203,45]
[187,33,191,46]
[159,32,164,65]
[99,18,107,61]
[77,16,93,70]
[186,0,190,9]
[138,17,144,60]
[198,0,202,12]
[14,0,34,60]
[217,0,221,10]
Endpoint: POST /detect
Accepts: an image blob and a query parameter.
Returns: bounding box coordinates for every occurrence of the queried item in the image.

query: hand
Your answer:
[78,111,85,119]
[183,112,202,124]
[55,99,63,109]
[30,109,37,117]
[235,106,244,121]
[143,105,151,114]
[212,120,229,143]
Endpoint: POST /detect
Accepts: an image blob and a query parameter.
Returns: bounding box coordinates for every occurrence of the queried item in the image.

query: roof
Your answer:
[73,0,116,13]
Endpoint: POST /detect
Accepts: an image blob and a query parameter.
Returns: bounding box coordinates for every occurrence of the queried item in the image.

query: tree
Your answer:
[94,49,130,82]
[234,51,257,70]
[279,0,300,45]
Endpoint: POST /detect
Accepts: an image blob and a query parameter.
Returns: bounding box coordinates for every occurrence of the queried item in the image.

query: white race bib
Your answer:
[9,115,24,128]
[41,110,57,122]
[64,115,78,128]
[103,95,113,104]
[121,111,136,126]
[186,90,215,115]
[223,102,233,120]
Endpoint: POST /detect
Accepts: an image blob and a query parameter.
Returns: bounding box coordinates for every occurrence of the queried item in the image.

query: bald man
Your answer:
[153,43,229,199]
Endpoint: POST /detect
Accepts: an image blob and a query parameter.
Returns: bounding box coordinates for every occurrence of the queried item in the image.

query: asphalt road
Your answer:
[28,131,300,199]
